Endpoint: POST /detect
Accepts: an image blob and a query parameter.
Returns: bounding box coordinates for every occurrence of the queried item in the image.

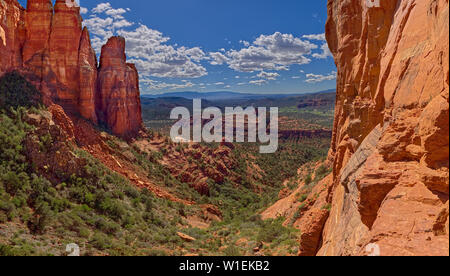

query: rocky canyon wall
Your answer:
[0,0,25,73]
[319,0,449,256]
[0,0,142,138]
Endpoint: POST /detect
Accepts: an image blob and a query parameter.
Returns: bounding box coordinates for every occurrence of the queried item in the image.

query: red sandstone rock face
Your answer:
[22,0,52,67]
[318,0,449,256]
[48,0,82,114]
[0,0,142,139]
[78,27,98,124]
[21,0,53,104]
[0,0,25,73]
[97,36,143,138]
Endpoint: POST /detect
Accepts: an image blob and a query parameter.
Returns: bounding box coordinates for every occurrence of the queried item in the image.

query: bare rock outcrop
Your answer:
[22,0,53,97]
[78,27,98,124]
[317,0,449,256]
[47,0,82,114]
[97,36,143,138]
[0,0,26,73]
[0,0,143,138]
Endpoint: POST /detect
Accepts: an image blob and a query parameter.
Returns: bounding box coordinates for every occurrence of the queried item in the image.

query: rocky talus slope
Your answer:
[322,0,449,256]
[0,0,142,138]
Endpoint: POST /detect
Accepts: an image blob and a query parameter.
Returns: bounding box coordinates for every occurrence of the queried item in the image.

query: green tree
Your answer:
[0,71,42,110]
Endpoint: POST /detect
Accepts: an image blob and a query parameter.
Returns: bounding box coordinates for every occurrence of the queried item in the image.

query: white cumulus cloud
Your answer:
[257,71,280,80]
[305,71,337,83]
[209,32,317,73]
[312,43,332,59]
[83,2,208,81]
[302,33,326,41]
[249,80,268,86]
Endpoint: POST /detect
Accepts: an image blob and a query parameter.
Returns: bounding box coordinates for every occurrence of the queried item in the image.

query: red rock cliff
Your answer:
[0,0,25,73]
[22,0,52,85]
[47,0,82,114]
[318,0,449,256]
[97,36,143,138]
[78,27,98,124]
[0,0,142,138]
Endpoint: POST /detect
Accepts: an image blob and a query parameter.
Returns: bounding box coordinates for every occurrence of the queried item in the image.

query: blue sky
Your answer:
[18,0,336,95]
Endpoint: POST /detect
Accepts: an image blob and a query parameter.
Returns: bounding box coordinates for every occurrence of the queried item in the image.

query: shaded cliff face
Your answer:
[319,0,449,256]
[0,0,142,138]
[97,36,143,138]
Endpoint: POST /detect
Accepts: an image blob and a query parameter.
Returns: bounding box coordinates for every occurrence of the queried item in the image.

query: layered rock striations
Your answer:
[22,0,52,81]
[317,0,449,256]
[0,0,142,138]
[78,27,98,124]
[0,0,26,73]
[47,0,83,114]
[97,37,142,138]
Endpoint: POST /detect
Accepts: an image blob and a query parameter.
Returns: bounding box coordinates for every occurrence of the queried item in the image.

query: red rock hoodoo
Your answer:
[317,0,449,256]
[78,27,98,124]
[97,36,142,138]
[0,0,142,138]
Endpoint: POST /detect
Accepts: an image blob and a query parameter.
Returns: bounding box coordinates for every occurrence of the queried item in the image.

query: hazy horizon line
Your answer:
[141,88,336,96]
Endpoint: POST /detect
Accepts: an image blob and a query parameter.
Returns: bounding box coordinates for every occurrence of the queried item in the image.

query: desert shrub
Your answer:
[78,227,90,238]
[315,165,331,182]
[292,203,307,223]
[304,174,312,185]
[322,204,332,211]
[28,202,53,234]
[257,218,290,243]
[0,110,31,176]
[3,171,30,196]
[224,245,241,256]
[91,232,112,250]
[0,211,7,223]
[94,216,120,234]
[0,244,27,256]
[96,196,126,222]
[145,249,168,256]
[298,194,308,203]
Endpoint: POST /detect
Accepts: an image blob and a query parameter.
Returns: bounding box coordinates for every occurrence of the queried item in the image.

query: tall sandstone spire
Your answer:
[0,0,142,138]
[78,27,98,124]
[97,36,143,138]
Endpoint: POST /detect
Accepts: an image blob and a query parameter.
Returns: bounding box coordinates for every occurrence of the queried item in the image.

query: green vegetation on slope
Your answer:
[0,73,333,256]
[0,71,42,111]
[0,107,194,256]
[0,107,321,255]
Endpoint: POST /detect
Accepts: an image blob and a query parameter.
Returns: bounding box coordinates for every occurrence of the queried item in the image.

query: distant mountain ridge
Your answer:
[142,89,336,101]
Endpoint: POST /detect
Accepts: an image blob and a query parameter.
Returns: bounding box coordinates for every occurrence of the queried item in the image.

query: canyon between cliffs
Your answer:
[1,0,449,256]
